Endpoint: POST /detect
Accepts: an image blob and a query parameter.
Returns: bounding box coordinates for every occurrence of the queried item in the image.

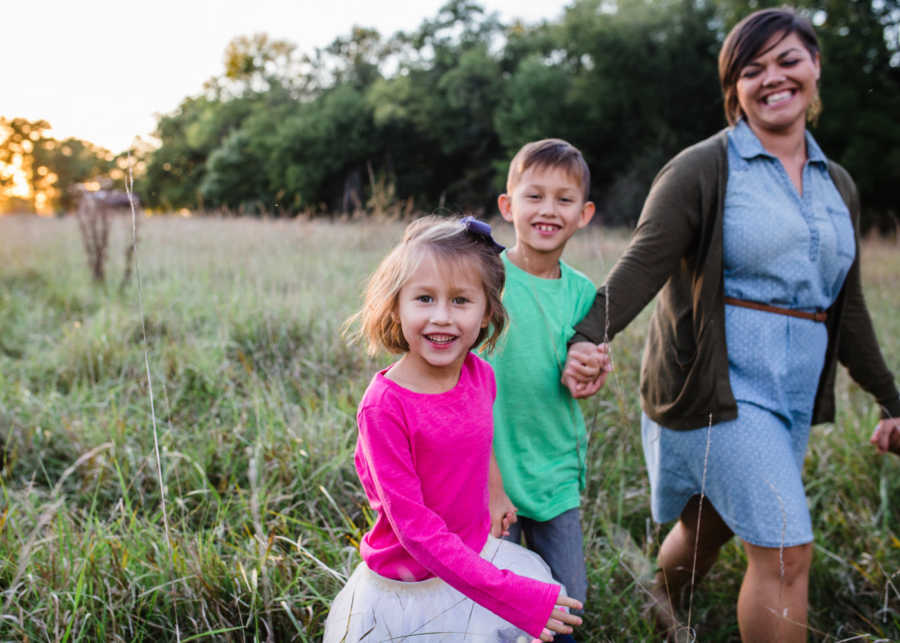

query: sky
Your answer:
[1,0,571,154]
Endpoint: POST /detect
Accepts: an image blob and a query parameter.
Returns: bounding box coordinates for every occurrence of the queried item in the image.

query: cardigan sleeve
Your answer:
[838,264,900,418]
[831,172,900,418]
[357,405,560,637]
[571,146,706,345]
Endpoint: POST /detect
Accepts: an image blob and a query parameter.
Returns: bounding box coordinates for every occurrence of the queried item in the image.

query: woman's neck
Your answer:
[747,120,809,194]
[749,120,808,167]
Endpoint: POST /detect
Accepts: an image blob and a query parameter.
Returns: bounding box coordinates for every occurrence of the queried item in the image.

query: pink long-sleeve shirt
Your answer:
[354,352,560,637]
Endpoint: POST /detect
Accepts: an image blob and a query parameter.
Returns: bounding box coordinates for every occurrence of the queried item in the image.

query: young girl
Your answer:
[324,216,583,642]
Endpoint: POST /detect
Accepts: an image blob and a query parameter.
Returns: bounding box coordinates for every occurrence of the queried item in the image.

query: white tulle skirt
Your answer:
[323,535,562,642]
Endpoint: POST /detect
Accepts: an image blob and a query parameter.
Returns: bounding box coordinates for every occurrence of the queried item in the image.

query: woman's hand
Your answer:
[535,595,583,642]
[870,417,900,456]
[561,342,611,399]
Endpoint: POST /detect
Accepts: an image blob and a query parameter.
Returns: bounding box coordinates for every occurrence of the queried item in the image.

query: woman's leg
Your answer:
[738,541,812,643]
[650,495,734,628]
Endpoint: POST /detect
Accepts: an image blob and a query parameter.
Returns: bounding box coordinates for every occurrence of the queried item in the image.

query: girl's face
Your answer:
[393,254,489,384]
[736,31,820,136]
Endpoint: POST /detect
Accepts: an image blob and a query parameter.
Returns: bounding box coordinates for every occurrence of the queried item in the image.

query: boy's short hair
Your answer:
[506,138,591,201]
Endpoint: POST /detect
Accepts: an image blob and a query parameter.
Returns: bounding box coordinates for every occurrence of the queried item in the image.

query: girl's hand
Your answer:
[537,596,583,642]
[870,417,900,456]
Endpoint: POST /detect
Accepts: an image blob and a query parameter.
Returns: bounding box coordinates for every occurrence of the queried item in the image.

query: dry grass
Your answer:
[0,214,897,641]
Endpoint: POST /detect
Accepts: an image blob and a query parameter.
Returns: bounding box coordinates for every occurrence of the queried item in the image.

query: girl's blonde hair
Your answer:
[347,215,507,356]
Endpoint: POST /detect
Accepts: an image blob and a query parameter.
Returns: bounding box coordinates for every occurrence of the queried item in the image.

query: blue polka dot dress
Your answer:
[642,121,856,547]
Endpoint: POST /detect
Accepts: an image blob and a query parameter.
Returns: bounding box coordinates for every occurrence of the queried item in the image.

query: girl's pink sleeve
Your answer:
[358,405,559,637]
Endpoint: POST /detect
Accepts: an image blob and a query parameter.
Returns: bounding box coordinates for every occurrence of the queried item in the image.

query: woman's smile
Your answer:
[762,89,793,106]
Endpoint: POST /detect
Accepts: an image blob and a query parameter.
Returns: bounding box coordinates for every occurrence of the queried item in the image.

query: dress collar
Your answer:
[731,119,827,166]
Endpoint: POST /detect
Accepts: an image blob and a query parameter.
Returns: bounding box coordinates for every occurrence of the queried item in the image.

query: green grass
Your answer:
[0,214,897,641]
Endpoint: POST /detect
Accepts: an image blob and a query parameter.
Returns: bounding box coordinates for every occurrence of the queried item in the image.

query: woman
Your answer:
[564,8,900,642]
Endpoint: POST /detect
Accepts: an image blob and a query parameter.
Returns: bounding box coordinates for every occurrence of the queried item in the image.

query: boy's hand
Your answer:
[561,342,611,399]
[870,417,900,456]
[488,451,517,537]
[489,489,517,538]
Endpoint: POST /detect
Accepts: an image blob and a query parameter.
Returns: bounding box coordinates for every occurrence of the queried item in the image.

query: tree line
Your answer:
[3,0,899,231]
[0,117,127,215]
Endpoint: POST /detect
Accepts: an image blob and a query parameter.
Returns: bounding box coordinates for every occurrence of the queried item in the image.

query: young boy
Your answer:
[486,138,602,627]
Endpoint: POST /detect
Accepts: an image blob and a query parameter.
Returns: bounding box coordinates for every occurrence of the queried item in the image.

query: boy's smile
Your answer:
[498,165,595,278]
[534,222,563,234]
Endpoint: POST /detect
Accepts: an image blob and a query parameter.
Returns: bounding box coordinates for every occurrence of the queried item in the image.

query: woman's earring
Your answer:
[807,90,822,126]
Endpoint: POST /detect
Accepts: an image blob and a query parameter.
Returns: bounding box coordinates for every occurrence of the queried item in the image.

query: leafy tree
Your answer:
[571,0,722,223]
[806,0,900,231]
[39,138,115,212]
[134,0,898,229]
[200,128,273,213]
[198,97,298,213]
[493,53,580,194]
[0,117,111,213]
[318,27,390,90]
[139,95,258,211]
[222,33,299,93]
[0,118,52,212]
[267,85,377,212]
[371,0,507,212]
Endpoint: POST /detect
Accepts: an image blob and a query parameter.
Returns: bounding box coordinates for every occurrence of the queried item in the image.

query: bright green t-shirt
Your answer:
[485,251,596,521]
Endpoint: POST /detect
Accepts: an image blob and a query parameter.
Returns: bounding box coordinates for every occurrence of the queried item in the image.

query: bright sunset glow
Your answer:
[1,155,30,198]
[0,155,57,216]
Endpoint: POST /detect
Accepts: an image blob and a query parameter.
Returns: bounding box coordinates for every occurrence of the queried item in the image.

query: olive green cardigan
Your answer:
[572,129,900,430]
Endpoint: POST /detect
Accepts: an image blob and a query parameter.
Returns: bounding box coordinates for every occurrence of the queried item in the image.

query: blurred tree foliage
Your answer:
[0,117,113,214]
[127,0,898,230]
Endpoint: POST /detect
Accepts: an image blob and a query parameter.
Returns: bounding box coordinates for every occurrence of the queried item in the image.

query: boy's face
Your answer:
[498,165,595,259]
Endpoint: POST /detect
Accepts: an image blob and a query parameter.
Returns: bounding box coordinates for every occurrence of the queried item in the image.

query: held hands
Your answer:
[870,417,900,456]
[534,595,584,642]
[561,342,612,399]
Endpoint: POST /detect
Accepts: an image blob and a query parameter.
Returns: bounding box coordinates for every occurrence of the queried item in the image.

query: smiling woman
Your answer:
[563,6,900,642]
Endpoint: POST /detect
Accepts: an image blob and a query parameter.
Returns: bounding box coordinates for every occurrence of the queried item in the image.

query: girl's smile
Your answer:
[425,333,457,345]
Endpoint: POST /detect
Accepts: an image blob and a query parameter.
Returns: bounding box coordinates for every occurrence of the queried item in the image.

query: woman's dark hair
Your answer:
[718,7,820,126]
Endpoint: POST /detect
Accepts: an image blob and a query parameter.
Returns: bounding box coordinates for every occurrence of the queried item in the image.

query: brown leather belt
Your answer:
[724,296,827,323]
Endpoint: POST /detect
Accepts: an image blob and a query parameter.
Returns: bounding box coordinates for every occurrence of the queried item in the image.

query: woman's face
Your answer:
[736,31,820,136]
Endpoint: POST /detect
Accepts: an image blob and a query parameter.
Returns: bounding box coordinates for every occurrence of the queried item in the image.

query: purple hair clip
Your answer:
[461,216,505,254]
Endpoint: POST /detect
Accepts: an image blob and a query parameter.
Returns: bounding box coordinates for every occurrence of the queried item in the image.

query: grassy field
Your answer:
[0,214,897,642]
